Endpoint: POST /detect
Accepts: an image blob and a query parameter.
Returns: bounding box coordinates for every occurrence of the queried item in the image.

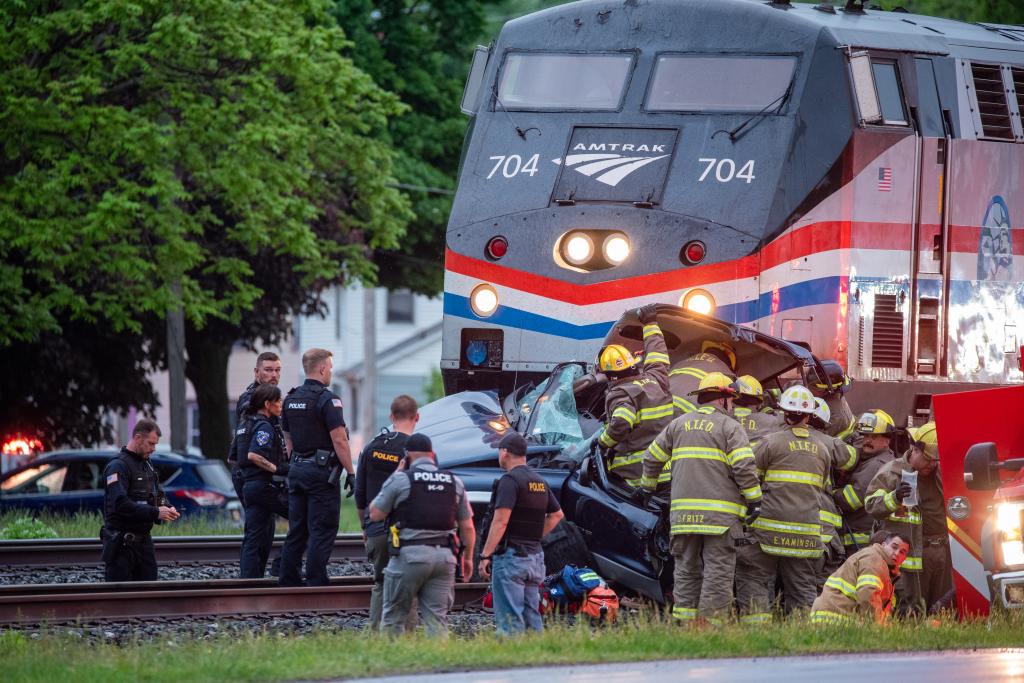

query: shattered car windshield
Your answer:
[519,364,586,448]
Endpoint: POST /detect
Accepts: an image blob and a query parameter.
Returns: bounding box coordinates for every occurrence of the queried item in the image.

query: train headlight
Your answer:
[470,284,499,317]
[564,232,594,266]
[603,233,631,265]
[681,289,716,316]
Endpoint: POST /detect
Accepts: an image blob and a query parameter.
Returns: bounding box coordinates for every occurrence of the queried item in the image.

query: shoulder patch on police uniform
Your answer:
[255,430,271,446]
[332,398,343,408]
[106,473,118,484]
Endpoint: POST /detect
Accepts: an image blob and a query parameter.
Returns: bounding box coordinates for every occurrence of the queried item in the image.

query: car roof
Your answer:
[22,449,202,465]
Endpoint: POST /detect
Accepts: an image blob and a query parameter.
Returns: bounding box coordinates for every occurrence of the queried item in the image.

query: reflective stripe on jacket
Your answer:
[750,426,831,558]
[834,447,895,541]
[600,323,673,485]
[810,544,896,624]
[865,456,924,573]
[640,405,761,535]
[667,353,732,417]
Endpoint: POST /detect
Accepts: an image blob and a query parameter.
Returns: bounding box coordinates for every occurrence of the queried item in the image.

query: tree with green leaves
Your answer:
[332,0,488,296]
[0,0,410,451]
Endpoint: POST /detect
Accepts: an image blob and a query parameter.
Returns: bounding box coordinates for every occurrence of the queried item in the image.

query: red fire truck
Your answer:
[934,385,1024,617]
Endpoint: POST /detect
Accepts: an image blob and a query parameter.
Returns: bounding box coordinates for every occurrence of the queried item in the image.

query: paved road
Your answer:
[340,649,1024,683]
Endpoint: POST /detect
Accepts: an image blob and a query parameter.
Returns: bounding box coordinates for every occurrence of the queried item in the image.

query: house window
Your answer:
[386,290,414,324]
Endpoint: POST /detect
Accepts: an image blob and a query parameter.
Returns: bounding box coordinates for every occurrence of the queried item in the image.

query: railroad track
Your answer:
[0,575,488,625]
[0,534,366,567]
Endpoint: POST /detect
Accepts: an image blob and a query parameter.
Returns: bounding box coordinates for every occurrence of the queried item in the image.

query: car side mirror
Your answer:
[578,456,593,487]
[964,442,1000,491]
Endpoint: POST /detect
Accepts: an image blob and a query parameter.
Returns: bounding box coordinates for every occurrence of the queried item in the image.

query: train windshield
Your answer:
[646,55,796,112]
[497,52,633,110]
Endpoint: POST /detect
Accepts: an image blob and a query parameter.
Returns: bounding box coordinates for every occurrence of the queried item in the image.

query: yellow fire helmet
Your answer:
[856,409,897,435]
[779,385,816,414]
[910,422,939,460]
[736,375,764,399]
[701,339,737,371]
[686,371,739,397]
[598,344,641,373]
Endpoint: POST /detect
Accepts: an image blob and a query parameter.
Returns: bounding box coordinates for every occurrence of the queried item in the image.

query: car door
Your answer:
[0,460,70,513]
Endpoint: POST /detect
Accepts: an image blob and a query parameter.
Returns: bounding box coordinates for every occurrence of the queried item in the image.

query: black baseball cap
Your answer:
[405,433,433,453]
[498,432,528,456]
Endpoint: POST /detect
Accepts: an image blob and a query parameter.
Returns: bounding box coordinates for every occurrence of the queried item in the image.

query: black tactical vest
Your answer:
[394,468,458,531]
[283,382,332,455]
[105,449,160,533]
[239,416,285,481]
[500,466,549,547]
[232,415,256,465]
[362,430,406,502]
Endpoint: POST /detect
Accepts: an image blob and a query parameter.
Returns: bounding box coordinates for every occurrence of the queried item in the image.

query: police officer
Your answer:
[369,433,475,637]
[477,433,564,635]
[278,348,355,587]
[238,383,290,578]
[354,394,420,630]
[227,352,283,504]
[100,419,179,581]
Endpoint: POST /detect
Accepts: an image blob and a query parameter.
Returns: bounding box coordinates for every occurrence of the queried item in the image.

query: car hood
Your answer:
[416,391,510,467]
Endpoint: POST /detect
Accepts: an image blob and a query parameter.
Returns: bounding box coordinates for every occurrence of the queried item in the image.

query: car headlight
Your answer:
[681,289,716,316]
[603,233,630,265]
[470,284,499,317]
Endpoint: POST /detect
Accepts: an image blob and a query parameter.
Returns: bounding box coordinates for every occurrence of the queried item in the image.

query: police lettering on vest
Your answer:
[494,466,550,553]
[282,383,333,455]
[394,468,457,532]
[363,431,406,501]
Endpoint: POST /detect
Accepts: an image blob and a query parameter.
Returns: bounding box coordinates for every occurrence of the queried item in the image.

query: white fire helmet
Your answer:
[779,385,816,415]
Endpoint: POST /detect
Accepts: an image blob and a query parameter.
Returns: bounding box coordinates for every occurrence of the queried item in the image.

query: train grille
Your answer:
[871,294,904,368]
[971,63,1014,140]
[1014,68,1024,135]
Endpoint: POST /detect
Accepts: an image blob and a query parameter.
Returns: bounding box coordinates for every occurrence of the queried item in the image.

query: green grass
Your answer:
[4,611,1024,682]
[0,497,361,539]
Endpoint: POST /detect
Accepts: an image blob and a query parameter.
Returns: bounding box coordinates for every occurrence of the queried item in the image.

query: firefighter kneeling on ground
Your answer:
[596,304,673,488]
[638,372,762,626]
[810,531,909,625]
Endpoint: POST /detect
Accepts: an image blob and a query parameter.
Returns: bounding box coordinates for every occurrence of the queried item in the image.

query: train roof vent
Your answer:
[871,294,904,369]
[970,62,1014,140]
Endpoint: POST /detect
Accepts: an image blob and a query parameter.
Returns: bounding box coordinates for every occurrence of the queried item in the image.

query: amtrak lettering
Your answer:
[552,126,678,202]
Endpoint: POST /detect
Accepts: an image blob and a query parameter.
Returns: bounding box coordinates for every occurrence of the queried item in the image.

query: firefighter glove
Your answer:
[744,501,761,526]
[894,482,912,502]
[636,304,659,325]
[344,471,356,498]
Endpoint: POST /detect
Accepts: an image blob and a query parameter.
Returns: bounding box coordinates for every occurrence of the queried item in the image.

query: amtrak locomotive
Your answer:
[442,0,1024,420]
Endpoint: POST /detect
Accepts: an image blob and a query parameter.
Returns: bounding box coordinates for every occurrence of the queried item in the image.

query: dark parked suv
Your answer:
[421,304,830,601]
[0,449,241,521]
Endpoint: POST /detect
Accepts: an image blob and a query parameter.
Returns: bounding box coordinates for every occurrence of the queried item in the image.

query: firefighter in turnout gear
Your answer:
[908,423,952,611]
[733,375,784,444]
[864,422,943,615]
[369,433,475,637]
[809,398,858,587]
[597,304,673,487]
[638,372,762,625]
[668,340,737,417]
[810,532,909,624]
[810,360,857,440]
[834,410,897,555]
[735,385,831,621]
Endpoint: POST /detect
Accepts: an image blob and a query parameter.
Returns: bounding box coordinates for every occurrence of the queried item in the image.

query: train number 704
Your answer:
[698,158,756,184]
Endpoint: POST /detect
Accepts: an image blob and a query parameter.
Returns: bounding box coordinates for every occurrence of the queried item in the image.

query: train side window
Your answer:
[871,62,908,125]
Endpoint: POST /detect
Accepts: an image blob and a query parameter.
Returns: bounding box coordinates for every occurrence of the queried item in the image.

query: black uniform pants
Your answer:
[104,535,157,582]
[230,464,246,506]
[240,479,289,578]
[278,460,340,586]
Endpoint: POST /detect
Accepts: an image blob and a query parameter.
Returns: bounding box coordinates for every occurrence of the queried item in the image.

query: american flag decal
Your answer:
[877,167,892,192]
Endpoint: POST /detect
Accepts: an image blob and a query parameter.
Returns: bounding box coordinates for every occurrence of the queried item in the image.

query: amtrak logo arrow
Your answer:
[552,153,669,187]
